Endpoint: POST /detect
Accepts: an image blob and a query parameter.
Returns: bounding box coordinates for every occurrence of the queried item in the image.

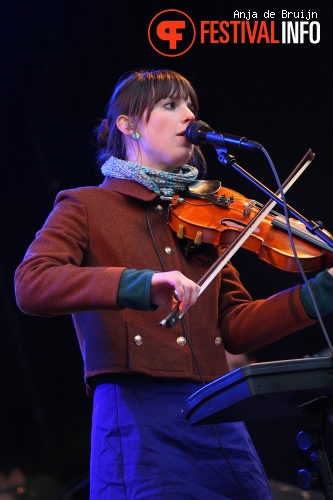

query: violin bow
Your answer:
[159,148,315,328]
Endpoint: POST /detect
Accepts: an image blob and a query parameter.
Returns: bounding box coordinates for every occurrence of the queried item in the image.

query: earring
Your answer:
[132,131,140,140]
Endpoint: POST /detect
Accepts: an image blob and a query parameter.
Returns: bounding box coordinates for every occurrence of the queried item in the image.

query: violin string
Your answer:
[254,201,282,217]
[185,195,284,219]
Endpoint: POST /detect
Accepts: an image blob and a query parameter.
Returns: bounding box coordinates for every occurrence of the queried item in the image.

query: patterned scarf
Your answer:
[101,156,198,197]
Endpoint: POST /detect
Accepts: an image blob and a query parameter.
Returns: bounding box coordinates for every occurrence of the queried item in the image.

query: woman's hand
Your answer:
[150,271,200,314]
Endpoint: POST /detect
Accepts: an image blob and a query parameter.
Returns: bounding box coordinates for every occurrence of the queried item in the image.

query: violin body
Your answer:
[168,186,333,273]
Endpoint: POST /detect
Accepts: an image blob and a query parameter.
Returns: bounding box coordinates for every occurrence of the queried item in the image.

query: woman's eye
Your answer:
[165,102,176,109]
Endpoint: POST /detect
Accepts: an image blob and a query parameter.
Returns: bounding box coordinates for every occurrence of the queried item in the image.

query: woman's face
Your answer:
[128,96,196,171]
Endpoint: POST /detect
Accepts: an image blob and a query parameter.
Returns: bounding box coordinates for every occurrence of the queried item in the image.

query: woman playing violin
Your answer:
[14,69,333,499]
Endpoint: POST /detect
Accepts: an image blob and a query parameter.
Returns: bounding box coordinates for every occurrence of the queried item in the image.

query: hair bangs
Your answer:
[142,70,199,121]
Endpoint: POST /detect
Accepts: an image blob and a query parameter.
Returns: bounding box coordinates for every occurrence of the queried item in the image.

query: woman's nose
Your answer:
[183,105,195,122]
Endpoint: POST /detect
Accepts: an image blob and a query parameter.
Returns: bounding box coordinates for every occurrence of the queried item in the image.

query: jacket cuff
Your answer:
[117,269,158,311]
[300,269,333,318]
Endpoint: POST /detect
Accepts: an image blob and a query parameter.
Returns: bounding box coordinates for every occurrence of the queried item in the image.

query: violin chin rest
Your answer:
[186,180,221,195]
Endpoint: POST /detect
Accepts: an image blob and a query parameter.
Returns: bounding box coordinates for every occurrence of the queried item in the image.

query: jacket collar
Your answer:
[99,177,159,202]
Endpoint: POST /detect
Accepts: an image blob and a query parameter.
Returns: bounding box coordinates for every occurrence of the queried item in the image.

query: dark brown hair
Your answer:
[95,69,206,174]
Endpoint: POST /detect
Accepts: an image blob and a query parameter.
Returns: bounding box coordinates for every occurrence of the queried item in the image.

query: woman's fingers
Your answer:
[150,271,200,312]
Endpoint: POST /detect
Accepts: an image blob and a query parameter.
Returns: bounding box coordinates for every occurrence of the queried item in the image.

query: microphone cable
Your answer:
[257,145,333,356]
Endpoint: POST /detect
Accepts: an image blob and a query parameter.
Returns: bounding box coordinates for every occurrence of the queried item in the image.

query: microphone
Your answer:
[185,120,262,151]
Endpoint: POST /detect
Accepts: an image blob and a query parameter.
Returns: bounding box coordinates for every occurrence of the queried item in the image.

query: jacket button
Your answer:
[215,337,222,346]
[134,335,143,345]
[177,336,186,346]
[155,205,164,214]
[165,246,175,255]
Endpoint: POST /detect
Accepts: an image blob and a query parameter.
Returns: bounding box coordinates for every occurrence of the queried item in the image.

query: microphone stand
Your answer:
[216,144,333,499]
[164,132,333,497]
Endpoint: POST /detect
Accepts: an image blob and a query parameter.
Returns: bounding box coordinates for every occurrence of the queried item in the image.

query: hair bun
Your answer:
[96,119,109,147]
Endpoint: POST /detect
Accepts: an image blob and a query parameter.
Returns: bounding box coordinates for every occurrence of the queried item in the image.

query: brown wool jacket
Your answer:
[14,178,316,388]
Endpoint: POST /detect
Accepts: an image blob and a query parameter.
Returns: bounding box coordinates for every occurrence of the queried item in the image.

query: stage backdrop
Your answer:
[1,0,332,494]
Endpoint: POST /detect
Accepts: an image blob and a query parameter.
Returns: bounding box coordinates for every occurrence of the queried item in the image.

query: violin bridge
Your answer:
[243,200,256,217]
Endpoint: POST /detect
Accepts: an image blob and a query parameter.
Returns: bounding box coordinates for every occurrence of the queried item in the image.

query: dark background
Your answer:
[1,0,332,497]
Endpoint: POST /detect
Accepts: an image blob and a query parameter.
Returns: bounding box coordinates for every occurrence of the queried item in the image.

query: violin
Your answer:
[167,184,333,273]
[159,149,333,328]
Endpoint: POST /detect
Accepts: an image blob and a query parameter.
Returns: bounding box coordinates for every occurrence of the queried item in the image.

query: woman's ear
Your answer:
[116,115,134,135]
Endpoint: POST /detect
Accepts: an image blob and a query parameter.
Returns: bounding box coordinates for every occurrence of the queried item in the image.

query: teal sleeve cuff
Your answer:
[300,269,333,319]
[117,269,158,311]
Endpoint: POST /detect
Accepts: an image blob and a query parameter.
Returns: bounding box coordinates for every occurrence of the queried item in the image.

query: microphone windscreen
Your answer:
[185,120,212,145]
